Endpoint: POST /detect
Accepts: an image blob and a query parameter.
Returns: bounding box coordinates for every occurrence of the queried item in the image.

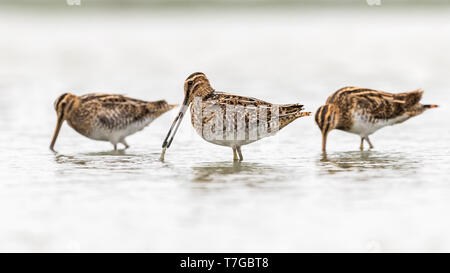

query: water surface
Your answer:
[0,7,449,252]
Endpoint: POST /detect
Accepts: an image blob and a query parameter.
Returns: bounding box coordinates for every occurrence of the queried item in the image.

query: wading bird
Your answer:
[315,87,438,152]
[160,72,311,161]
[50,93,177,151]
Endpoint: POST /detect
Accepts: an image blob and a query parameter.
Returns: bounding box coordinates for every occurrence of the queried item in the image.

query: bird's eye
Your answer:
[187,81,193,86]
[61,102,67,108]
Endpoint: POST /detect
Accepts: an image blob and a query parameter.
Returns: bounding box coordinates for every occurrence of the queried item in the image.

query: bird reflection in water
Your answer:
[191,161,282,185]
[318,150,419,175]
[53,150,149,172]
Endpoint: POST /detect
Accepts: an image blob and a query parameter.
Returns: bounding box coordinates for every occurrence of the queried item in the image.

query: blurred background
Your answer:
[0,0,449,252]
[2,0,450,6]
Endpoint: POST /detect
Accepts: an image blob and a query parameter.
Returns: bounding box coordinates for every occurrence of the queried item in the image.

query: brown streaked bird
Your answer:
[50,93,177,151]
[160,72,311,161]
[315,86,439,152]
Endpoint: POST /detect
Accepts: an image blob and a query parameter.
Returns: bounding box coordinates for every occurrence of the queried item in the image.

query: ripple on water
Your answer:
[317,151,421,176]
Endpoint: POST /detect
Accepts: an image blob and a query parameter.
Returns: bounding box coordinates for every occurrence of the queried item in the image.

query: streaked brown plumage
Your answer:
[160,72,311,161]
[50,93,177,151]
[315,87,438,152]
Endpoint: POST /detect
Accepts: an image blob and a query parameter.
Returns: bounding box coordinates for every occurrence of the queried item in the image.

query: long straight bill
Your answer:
[50,115,64,152]
[160,103,189,161]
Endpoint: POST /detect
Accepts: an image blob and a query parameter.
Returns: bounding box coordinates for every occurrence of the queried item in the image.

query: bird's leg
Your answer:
[232,146,238,161]
[365,136,374,149]
[120,139,130,149]
[360,137,365,151]
[113,144,118,151]
[321,131,329,153]
[237,146,243,161]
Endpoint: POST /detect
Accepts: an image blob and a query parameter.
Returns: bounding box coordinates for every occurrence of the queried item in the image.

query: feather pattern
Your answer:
[53,93,177,150]
[315,86,438,151]
[160,72,311,161]
[189,91,310,147]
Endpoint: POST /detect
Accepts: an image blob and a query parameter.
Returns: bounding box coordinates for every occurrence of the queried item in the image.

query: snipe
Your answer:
[160,72,311,161]
[315,87,438,152]
[50,93,177,151]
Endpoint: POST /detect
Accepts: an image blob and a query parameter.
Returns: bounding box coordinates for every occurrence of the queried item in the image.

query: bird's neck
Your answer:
[65,97,82,121]
[197,85,215,99]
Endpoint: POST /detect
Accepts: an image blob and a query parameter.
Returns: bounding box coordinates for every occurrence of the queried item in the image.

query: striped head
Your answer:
[182,72,214,106]
[50,93,79,151]
[315,104,340,152]
[160,72,214,159]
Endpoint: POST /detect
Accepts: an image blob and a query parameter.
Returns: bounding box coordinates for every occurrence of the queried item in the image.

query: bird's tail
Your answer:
[279,104,311,118]
[394,89,424,107]
[168,104,178,110]
[395,89,439,111]
[277,103,311,130]
[149,100,178,114]
[423,104,439,109]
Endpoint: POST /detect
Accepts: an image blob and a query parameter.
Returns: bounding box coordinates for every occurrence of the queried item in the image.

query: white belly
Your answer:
[348,113,409,137]
[205,139,257,147]
[90,118,154,144]
[193,126,268,147]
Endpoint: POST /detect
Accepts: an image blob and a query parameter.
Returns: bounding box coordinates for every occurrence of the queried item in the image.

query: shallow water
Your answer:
[0,6,449,252]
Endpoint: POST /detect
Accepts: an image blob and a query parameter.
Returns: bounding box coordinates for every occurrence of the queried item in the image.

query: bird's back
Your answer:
[324,87,435,136]
[69,94,175,139]
[327,87,426,121]
[190,91,310,145]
